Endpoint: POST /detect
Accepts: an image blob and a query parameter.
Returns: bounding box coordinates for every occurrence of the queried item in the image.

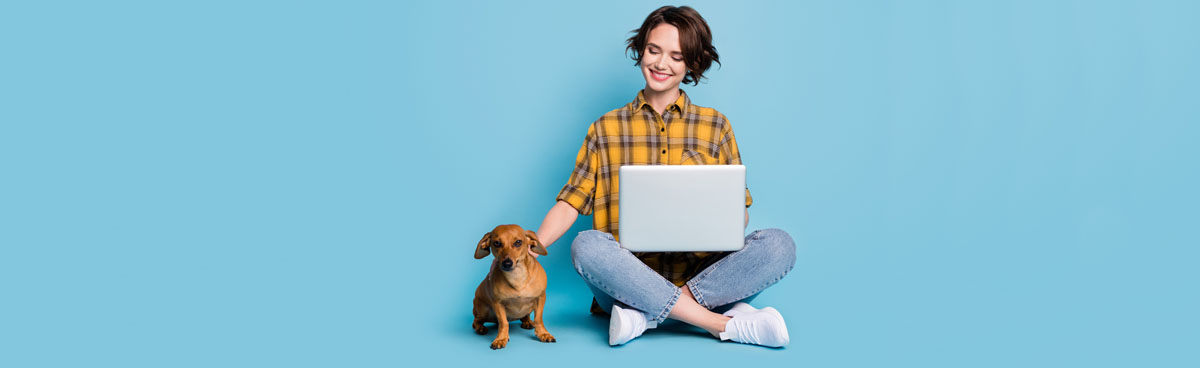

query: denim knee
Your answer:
[751,228,797,274]
[570,230,615,273]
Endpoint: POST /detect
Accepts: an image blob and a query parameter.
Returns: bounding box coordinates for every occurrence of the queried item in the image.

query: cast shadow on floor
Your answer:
[464,309,714,348]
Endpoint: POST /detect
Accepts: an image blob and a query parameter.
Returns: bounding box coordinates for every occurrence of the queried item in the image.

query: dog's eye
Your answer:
[491,241,501,247]
[514,240,522,247]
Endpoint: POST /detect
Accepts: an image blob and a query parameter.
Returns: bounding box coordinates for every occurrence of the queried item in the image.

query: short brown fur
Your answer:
[472,224,555,349]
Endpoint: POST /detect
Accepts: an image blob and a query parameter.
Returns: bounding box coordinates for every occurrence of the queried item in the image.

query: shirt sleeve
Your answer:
[556,124,599,215]
[717,115,753,208]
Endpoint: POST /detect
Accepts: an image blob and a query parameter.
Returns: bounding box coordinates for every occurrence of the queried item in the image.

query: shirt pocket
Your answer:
[680,149,720,165]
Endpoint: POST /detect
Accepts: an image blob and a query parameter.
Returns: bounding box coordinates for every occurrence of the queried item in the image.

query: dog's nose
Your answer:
[501,259,514,271]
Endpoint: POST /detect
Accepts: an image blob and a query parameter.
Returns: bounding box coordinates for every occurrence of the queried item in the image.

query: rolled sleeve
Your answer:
[556,127,599,215]
[718,116,753,208]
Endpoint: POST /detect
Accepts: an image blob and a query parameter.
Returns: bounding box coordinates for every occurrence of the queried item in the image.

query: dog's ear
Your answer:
[475,232,493,259]
[525,230,547,256]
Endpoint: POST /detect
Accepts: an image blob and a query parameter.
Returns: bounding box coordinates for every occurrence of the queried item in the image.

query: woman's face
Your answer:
[641,24,687,93]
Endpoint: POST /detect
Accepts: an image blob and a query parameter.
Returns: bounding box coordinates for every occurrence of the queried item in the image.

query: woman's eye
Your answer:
[672,58,682,62]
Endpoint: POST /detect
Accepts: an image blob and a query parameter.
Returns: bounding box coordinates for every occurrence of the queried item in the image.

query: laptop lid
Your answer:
[618,165,746,252]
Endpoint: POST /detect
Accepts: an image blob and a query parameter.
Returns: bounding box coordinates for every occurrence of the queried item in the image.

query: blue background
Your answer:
[2,0,1197,366]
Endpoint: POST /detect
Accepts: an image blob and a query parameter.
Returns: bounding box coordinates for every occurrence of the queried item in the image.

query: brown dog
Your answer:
[472,224,556,349]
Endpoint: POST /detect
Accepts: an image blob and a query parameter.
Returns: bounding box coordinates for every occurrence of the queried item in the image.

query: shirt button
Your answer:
[662,149,667,154]
[660,128,665,132]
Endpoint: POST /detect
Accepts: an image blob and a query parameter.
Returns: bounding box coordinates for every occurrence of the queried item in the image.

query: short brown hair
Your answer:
[626,6,720,86]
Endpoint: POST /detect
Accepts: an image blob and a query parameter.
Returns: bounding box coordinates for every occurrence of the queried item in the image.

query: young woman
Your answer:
[533,6,796,347]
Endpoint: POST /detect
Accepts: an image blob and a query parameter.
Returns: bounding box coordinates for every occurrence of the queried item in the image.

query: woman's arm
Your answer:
[531,200,580,257]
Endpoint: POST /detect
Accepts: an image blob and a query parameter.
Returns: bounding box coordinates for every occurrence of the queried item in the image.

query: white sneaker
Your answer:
[718,307,790,347]
[609,304,656,346]
[722,302,759,317]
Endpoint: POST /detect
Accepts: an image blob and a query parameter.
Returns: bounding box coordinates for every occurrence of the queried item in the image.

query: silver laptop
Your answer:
[618,165,746,252]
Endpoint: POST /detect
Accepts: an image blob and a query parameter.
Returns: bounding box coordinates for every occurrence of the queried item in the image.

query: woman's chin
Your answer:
[643,80,679,93]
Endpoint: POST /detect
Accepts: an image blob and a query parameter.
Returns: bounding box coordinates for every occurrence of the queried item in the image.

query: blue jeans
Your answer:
[571,228,797,324]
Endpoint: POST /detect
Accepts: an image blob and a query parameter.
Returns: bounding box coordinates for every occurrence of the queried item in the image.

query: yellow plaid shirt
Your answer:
[557,90,752,287]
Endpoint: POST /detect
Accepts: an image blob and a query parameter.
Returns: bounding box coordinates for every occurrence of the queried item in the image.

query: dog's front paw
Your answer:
[490,337,508,349]
[537,332,556,343]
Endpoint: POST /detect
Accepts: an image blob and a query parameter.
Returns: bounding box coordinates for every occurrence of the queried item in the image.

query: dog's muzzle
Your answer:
[501,259,514,271]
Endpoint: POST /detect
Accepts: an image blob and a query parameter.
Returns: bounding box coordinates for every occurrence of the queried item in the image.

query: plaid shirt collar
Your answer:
[632,89,691,115]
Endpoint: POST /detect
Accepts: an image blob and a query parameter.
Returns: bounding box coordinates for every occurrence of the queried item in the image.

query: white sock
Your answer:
[718,307,790,347]
[609,303,656,346]
[722,302,759,317]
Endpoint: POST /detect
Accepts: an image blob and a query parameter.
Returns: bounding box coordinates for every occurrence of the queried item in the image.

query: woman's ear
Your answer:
[525,230,547,256]
[475,232,493,259]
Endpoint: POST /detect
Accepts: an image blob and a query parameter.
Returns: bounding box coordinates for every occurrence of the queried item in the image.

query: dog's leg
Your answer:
[472,297,490,335]
[519,315,534,329]
[532,293,556,343]
[472,310,489,335]
[472,318,489,334]
[490,302,509,349]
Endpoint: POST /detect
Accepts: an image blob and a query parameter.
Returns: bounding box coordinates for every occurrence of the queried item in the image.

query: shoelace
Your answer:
[727,317,763,344]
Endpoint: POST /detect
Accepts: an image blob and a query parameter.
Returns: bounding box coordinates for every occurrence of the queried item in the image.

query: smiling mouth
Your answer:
[649,69,672,81]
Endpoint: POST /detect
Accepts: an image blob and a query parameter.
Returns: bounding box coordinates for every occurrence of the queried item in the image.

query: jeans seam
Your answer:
[685,279,709,310]
[651,287,681,324]
[573,232,680,322]
[728,262,795,303]
[689,229,793,307]
[685,230,760,309]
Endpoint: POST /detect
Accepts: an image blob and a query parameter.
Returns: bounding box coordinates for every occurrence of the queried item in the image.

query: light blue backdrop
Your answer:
[2,0,1197,367]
